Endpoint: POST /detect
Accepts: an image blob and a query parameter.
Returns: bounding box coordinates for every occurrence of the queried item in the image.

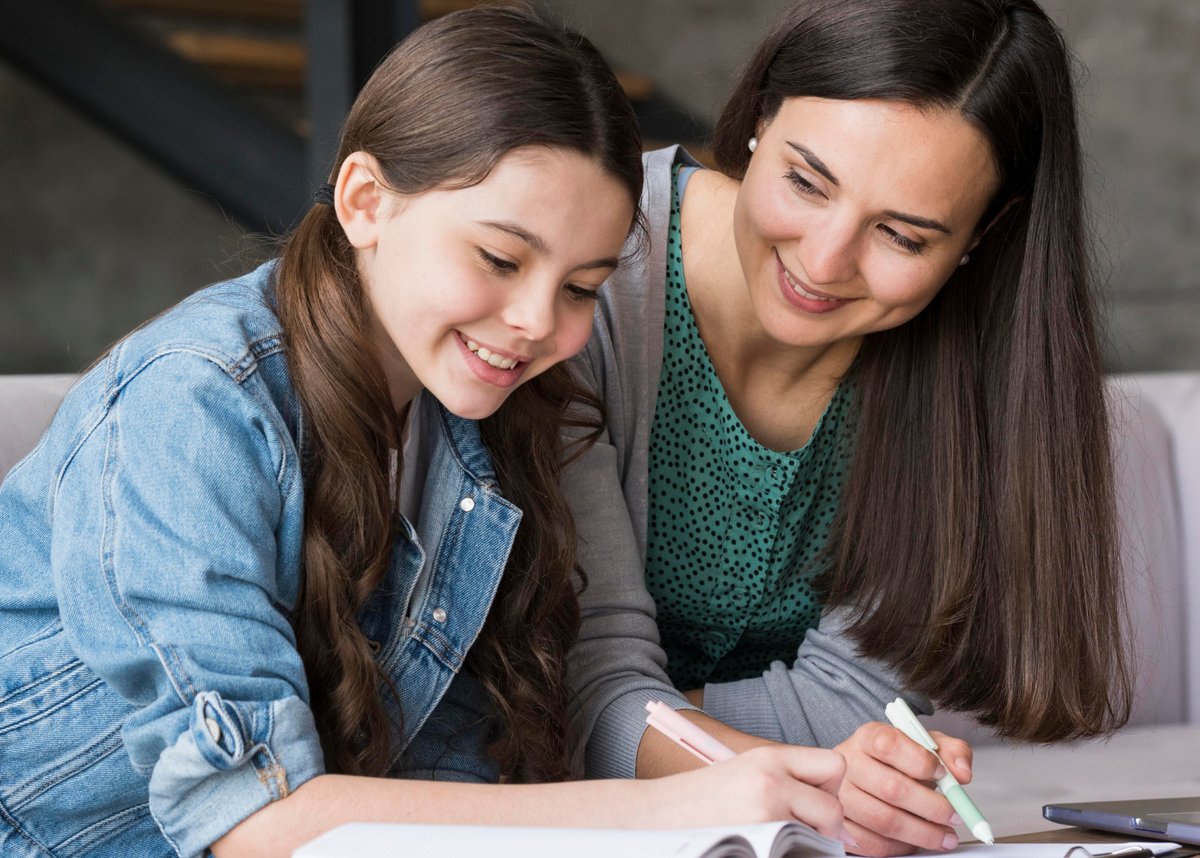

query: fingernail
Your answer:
[956,757,971,775]
[933,764,947,779]
[950,813,964,826]
[839,827,860,849]
[942,832,959,851]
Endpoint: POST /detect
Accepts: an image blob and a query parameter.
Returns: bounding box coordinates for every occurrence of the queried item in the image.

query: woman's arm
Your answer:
[213,746,850,858]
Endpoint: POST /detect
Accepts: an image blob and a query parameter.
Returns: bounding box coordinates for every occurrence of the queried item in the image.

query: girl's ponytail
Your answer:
[276,6,643,778]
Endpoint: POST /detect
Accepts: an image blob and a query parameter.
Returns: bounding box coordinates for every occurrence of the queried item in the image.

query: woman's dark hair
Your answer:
[275,6,642,780]
[715,0,1131,742]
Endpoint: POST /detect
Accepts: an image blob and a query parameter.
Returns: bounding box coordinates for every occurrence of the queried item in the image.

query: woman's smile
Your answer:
[775,250,856,315]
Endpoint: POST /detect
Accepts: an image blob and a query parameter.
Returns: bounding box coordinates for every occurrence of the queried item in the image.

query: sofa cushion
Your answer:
[0,375,76,481]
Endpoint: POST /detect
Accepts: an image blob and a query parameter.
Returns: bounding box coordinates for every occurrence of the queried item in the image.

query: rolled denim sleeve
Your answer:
[50,351,324,858]
[700,607,932,748]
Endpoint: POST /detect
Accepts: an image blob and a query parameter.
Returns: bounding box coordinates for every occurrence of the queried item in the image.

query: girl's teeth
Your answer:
[463,335,519,370]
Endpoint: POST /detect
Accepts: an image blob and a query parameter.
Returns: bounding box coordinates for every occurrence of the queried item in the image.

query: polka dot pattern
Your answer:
[644,164,856,690]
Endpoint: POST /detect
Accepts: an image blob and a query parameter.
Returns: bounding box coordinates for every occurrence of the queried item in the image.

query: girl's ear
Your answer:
[334,152,386,249]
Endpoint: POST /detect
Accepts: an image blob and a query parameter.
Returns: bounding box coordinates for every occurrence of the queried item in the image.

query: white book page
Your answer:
[294,822,787,858]
[917,843,1183,858]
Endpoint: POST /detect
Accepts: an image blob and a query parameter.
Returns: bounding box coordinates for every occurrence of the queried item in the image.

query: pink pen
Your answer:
[645,700,737,765]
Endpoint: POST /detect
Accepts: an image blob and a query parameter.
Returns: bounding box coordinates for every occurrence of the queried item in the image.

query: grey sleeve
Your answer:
[563,362,697,781]
[700,607,932,748]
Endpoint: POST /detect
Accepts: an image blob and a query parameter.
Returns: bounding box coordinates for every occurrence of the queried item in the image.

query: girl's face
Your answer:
[338,146,634,420]
[733,97,1000,349]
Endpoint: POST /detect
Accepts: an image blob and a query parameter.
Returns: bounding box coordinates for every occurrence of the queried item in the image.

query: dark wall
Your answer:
[3,0,1198,373]
[0,61,266,375]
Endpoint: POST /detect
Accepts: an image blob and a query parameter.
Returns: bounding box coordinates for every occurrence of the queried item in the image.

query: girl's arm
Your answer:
[213,746,849,858]
[51,355,328,858]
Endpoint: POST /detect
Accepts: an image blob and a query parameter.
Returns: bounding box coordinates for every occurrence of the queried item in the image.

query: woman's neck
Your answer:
[679,169,859,451]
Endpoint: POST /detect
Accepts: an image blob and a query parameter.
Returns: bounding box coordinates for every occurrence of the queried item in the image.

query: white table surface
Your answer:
[960,724,1200,840]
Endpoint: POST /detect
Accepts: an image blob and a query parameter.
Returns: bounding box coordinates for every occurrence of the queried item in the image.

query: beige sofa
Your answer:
[2,373,1198,738]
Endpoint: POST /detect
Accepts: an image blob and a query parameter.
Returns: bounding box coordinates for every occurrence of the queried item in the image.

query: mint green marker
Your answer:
[885,697,995,845]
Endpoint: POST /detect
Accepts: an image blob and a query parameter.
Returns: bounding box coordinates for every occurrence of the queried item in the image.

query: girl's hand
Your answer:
[833,723,973,856]
[647,745,849,841]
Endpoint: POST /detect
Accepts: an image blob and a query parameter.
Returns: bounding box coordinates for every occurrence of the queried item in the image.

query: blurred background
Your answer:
[1,0,1197,375]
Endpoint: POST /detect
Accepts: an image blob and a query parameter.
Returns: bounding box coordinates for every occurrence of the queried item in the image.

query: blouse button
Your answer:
[432,607,447,623]
[204,716,222,743]
[460,497,475,512]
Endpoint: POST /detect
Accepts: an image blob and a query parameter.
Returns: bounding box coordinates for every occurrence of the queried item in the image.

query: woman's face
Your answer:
[341,146,634,420]
[733,97,1000,349]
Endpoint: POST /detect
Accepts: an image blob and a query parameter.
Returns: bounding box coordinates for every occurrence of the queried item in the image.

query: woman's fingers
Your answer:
[849,752,958,826]
[858,722,947,781]
[834,722,975,852]
[839,779,958,853]
[928,730,972,784]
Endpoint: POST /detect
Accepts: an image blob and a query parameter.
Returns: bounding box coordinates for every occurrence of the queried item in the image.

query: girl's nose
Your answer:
[502,282,557,344]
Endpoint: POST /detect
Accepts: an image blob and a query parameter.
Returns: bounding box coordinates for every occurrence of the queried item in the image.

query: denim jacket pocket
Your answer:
[0,622,161,858]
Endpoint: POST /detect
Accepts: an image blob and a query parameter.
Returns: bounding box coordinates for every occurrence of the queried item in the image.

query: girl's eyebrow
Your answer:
[477,219,619,271]
[478,220,547,252]
[787,141,952,234]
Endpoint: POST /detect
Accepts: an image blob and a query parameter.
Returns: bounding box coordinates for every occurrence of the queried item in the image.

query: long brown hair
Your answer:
[713,0,1131,742]
[275,6,643,779]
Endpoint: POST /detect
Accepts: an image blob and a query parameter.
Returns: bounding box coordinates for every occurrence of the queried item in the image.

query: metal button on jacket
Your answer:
[432,607,447,623]
[460,497,475,512]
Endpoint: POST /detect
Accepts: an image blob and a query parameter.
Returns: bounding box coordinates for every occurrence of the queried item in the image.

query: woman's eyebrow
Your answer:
[882,210,951,233]
[787,142,952,233]
[787,142,840,186]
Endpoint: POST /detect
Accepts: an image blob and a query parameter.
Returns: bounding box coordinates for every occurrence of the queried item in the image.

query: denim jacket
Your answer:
[0,263,520,858]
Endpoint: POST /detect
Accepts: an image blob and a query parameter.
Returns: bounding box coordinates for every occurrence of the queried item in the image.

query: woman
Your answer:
[565,0,1132,854]
[0,9,849,858]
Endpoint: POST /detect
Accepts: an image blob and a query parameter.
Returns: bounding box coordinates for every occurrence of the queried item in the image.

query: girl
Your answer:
[564,1,1132,855]
[0,9,848,858]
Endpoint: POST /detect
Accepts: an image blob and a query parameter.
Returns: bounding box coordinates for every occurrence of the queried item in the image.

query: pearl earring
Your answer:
[959,254,970,266]
[748,137,758,153]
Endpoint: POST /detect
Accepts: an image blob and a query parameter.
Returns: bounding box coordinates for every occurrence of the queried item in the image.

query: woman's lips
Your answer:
[775,252,856,315]
[454,332,531,388]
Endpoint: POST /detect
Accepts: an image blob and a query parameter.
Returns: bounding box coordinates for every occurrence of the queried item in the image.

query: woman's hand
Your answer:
[833,723,972,856]
[647,745,850,842]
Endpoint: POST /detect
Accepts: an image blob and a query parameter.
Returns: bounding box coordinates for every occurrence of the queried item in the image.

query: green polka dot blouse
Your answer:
[644,165,856,690]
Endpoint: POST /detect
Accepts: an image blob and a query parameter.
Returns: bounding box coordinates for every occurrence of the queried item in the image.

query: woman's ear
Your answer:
[334,152,386,250]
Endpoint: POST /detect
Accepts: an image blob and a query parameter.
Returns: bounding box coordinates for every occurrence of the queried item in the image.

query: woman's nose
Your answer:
[798,215,860,287]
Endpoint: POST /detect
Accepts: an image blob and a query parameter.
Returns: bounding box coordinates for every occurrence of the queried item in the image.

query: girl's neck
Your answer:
[366,296,423,417]
[679,169,859,451]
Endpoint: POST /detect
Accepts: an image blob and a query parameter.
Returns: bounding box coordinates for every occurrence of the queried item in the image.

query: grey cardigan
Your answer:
[563,146,931,779]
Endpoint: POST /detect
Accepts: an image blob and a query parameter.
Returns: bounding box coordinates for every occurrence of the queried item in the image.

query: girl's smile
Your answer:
[454,330,531,387]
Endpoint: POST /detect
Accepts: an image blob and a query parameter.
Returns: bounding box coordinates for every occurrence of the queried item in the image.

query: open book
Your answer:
[293,820,845,858]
